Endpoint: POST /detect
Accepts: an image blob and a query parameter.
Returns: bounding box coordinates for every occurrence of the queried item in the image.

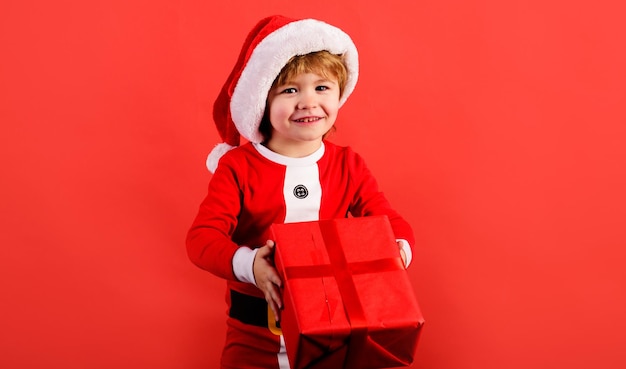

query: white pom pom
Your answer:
[206,143,236,173]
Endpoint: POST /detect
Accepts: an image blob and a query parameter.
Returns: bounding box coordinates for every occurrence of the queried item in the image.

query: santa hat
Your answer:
[206,15,359,172]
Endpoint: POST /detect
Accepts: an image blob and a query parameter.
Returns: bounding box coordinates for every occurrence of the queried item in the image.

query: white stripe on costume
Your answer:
[253,142,324,368]
[278,335,290,369]
[253,142,323,224]
[279,162,321,367]
[283,164,322,223]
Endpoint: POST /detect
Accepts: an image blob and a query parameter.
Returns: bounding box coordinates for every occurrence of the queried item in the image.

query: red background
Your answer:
[1,0,625,368]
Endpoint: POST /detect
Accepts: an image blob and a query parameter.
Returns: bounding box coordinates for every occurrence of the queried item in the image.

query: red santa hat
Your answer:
[207,15,359,172]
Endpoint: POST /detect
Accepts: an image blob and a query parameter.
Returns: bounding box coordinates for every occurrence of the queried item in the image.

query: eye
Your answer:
[281,87,297,94]
[316,85,330,91]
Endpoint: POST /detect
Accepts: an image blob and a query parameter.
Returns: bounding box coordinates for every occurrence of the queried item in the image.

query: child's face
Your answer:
[265,72,340,156]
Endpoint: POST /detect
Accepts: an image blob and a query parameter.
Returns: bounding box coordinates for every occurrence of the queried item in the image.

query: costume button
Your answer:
[293,185,308,199]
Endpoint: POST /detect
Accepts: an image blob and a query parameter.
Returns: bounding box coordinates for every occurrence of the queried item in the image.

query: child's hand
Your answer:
[398,241,407,268]
[253,240,283,321]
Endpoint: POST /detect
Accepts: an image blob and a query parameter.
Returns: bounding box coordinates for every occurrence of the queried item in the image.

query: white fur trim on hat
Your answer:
[206,142,236,173]
[230,19,359,144]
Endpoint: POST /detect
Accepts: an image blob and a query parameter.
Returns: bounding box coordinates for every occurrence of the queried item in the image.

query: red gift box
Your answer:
[271,216,424,369]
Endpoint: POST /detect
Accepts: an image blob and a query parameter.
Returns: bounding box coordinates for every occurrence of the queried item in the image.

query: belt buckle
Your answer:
[267,305,282,335]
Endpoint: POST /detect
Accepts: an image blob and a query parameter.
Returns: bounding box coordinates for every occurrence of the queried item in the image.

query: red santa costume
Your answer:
[186,15,415,369]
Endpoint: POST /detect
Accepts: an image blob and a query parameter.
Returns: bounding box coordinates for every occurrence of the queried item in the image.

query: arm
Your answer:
[347,151,415,266]
[186,157,244,280]
[186,155,284,316]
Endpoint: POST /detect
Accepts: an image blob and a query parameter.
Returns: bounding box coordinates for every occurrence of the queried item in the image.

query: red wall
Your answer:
[1,1,625,368]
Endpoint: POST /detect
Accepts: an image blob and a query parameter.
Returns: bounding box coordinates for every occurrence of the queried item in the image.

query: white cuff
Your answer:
[396,239,413,267]
[232,247,259,286]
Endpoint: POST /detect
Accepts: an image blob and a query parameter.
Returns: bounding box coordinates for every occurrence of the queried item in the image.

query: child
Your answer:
[186,15,415,369]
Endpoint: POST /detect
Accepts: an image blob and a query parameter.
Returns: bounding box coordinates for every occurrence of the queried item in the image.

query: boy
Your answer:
[187,15,415,369]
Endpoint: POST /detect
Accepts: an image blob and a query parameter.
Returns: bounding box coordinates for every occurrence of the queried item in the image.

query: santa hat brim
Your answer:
[230,18,359,144]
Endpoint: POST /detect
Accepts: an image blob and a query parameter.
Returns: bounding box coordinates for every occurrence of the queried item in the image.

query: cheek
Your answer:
[269,105,289,124]
[268,99,291,119]
[323,93,341,115]
[324,100,340,117]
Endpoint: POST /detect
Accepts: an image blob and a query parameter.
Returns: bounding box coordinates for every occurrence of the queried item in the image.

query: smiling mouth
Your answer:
[293,117,322,123]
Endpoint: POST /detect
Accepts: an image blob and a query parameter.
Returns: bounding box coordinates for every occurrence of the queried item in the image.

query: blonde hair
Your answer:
[272,50,348,96]
[259,51,348,141]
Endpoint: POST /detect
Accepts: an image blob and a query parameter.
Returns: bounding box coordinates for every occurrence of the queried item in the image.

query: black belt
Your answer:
[229,289,281,331]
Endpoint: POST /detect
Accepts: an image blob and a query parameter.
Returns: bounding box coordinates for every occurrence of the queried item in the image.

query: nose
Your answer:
[297,90,318,109]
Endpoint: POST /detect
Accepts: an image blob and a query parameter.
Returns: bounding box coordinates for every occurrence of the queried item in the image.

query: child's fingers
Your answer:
[258,275,281,321]
[255,261,283,305]
[256,244,272,259]
[267,268,282,288]
[399,248,407,267]
[268,299,281,322]
[265,270,283,298]
[255,241,275,262]
[255,241,283,320]
[266,285,283,320]
[258,265,282,288]
[262,268,283,320]
[397,241,407,267]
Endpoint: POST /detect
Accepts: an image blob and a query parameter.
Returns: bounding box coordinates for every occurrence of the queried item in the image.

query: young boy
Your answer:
[187,15,415,369]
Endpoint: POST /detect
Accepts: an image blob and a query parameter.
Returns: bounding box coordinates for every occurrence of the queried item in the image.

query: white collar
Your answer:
[252,142,325,166]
